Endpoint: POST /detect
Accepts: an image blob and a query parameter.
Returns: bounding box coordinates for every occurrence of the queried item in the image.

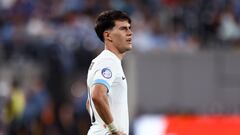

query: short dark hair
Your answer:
[95,10,131,42]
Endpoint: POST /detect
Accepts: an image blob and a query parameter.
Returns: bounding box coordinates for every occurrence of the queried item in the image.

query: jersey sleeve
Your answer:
[91,59,117,92]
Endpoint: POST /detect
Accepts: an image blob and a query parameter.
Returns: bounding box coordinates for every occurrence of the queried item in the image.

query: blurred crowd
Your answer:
[1,0,240,134]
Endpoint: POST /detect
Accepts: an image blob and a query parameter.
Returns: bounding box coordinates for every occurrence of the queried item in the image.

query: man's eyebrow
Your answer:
[119,25,131,29]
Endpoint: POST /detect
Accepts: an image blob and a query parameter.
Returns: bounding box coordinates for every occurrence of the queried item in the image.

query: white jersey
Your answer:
[87,50,129,135]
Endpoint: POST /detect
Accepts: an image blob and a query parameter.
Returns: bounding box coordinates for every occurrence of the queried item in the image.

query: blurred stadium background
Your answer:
[1,0,240,134]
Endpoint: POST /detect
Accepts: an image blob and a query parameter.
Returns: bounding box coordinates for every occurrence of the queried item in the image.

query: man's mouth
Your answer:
[126,38,132,43]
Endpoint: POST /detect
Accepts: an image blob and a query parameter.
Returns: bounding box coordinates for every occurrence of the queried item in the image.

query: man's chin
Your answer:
[128,44,133,50]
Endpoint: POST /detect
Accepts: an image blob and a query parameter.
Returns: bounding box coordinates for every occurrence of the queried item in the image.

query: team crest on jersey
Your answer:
[101,68,112,79]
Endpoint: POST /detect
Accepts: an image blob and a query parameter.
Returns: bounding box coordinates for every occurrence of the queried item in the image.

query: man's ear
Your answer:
[103,31,112,42]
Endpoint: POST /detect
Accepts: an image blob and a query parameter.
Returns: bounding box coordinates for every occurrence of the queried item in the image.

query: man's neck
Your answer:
[104,45,124,60]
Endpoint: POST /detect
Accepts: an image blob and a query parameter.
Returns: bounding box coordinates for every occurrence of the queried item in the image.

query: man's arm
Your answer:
[91,84,126,135]
[91,84,113,124]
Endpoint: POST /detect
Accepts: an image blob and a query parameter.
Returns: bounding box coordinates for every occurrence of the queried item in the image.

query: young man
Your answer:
[86,10,133,135]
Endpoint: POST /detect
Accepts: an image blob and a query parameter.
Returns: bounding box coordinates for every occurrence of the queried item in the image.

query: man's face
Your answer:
[109,20,133,53]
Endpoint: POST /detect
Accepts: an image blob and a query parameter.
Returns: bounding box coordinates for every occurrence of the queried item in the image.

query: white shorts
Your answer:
[87,125,111,135]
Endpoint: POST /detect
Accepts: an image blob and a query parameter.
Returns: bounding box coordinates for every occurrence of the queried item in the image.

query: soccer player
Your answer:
[86,10,133,135]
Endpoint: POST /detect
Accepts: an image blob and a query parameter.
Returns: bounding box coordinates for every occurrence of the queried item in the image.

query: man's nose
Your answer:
[127,29,133,36]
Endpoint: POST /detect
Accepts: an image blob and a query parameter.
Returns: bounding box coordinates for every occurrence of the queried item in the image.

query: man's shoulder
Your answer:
[94,51,117,63]
[90,56,118,73]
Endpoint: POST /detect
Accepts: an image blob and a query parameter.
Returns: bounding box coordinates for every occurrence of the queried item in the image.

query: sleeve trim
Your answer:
[92,79,111,93]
